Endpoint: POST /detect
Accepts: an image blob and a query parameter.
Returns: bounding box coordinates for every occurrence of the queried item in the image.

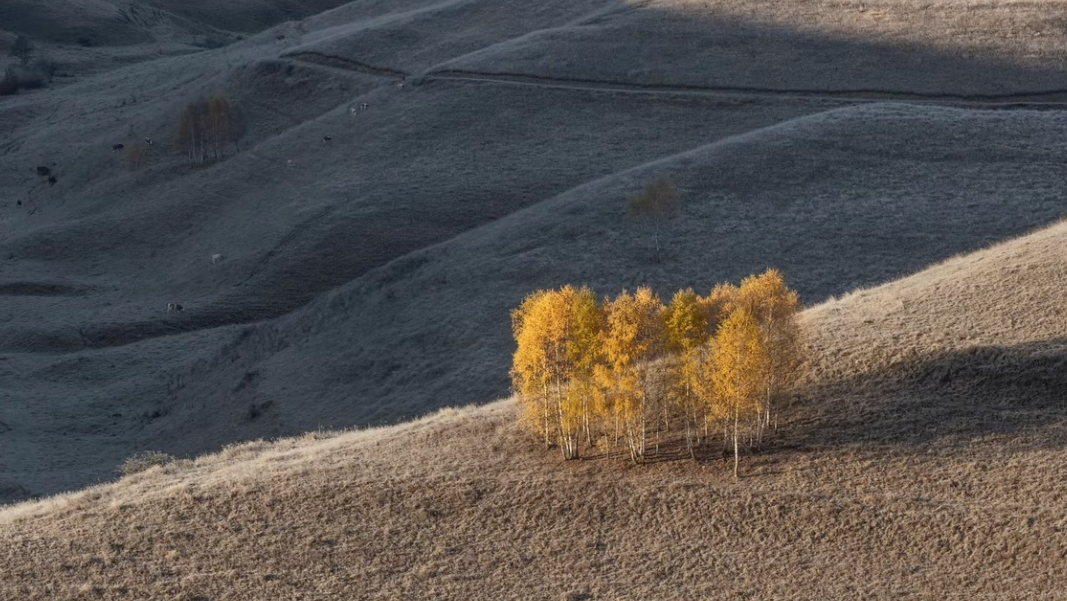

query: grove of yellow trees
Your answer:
[511,269,802,476]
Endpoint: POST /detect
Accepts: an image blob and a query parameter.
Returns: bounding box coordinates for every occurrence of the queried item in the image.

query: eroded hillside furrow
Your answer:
[427,68,1067,109]
[282,51,409,79]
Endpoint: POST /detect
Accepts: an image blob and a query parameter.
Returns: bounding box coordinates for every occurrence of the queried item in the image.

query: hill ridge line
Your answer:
[275,50,1067,108]
[424,68,1067,108]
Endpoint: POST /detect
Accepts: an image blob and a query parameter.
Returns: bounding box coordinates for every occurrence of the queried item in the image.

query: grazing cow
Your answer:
[112,143,125,152]
[144,137,153,146]
[36,166,51,177]
[211,253,223,264]
[397,82,405,89]
[16,200,21,207]
[322,135,332,143]
[47,176,56,186]
[359,102,369,112]
[166,302,184,313]
[286,159,296,168]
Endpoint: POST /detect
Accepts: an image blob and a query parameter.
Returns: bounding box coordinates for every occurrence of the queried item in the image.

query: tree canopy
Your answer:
[511,270,805,474]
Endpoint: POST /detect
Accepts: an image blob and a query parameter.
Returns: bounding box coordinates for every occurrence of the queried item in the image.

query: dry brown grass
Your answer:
[4,220,1067,599]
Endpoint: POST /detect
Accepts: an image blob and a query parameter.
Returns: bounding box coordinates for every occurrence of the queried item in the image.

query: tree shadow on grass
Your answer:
[564,338,1067,470]
[786,338,1067,452]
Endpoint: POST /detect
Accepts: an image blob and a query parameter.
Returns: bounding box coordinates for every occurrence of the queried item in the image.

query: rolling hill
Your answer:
[4,0,1067,596]
[2,215,1066,598]
[2,0,1067,510]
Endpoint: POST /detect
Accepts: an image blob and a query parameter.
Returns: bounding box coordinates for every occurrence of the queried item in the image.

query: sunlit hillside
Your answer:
[3,216,1067,598]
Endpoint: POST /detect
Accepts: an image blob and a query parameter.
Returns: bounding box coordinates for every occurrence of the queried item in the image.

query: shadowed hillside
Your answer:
[153,103,1067,464]
[4,0,1067,504]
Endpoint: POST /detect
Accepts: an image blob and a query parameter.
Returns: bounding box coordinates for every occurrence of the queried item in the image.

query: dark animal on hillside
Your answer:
[112,143,125,152]
[166,302,184,313]
[322,135,332,143]
[144,137,153,146]
[36,166,51,177]
[47,176,57,186]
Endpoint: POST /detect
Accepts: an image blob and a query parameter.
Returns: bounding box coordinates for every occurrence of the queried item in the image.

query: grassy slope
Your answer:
[0,0,355,43]
[0,2,831,499]
[161,102,1067,454]
[439,0,1067,95]
[4,0,1067,503]
[3,219,1067,599]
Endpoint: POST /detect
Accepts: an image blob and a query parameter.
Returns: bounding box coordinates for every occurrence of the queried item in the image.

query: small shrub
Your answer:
[0,62,55,94]
[31,58,58,83]
[119,450,176,476]
[19,74,43,90]
[9,35,33,65]
[195,35,230,49]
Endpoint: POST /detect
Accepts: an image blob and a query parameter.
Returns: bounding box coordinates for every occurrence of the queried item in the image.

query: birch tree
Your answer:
[627,176,680,261]
[177,100,207,164]
[567,286,604,447]
[736,269,801,445]
[600,287,666,463]
[9,36,32,65]
[178,94,238,165]
[712,307,769,478]
[511,286,601,459]
[207,94,237,160]
[665,288,711,457]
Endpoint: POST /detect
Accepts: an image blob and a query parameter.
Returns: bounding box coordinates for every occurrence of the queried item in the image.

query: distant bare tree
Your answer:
[628,176,681,261]
[9,36,32,66]
[177,100,206,164]
[207,94,238,159]
[178,94,239,165]
[0,67,19,96]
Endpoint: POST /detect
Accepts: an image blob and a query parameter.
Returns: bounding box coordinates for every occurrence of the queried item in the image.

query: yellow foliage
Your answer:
[712,308,767,420]
[737,269,800,329]
[511,286,603,458]
[600,287,666,463]
[510,270,805,469]
[665,288,708,355]
[705,282,740,330]
[711,307,770,477]
[665,289,712,456]
[737,269,803,433]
